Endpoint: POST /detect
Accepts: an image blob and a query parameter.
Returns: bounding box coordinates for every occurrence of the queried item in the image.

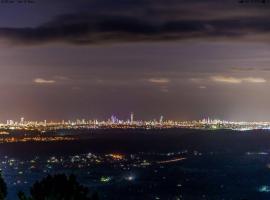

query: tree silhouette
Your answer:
[18,174,98,200]
[0,172,7,200]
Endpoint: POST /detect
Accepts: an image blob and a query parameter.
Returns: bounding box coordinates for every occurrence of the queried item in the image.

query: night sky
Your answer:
[1,0,270,121]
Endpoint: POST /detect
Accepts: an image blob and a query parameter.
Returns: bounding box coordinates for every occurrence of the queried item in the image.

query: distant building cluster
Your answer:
[1,113,270,131]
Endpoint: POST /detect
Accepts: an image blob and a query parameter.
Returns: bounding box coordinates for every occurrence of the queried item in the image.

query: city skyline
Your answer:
[1,1,270,121]
[1,113,270,132]
[4,113,270,124]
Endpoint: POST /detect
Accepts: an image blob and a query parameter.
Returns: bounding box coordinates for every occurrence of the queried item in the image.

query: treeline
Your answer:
[0,173,99,200]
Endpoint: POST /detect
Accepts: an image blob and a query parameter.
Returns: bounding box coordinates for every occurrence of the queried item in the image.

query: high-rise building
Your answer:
[130,112,134,124]
[20,117,24,125]
[111,115,118,124]
[159,115,163,124]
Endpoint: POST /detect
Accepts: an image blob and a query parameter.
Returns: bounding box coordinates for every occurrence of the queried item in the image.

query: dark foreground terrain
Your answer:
[1,128,270,200]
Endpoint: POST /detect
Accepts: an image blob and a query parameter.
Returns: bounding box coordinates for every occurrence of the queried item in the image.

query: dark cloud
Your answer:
[0,0,270,45]
[0,15,269,45]
[231,67,270,72]
[231,67,257,71]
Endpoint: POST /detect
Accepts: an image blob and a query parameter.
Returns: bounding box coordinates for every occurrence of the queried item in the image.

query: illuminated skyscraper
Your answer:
[159,115,163,124]
[130,112,134,124]
[111,115,118,124]
[20,117,24,125]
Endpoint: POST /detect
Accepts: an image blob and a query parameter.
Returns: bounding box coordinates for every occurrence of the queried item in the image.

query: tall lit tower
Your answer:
[130,112,134,124]
[20,117,24,125]
[159,115,163,124]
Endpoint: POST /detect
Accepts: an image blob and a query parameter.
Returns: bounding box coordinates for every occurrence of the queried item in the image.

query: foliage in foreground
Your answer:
[0,173,7,200]
[18,174,98,200]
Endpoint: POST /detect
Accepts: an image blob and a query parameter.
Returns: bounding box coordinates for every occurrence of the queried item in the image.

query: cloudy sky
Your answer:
[1,0,270,121]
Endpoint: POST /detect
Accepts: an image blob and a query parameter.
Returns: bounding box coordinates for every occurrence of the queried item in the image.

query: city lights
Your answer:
[0,115,270,132]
